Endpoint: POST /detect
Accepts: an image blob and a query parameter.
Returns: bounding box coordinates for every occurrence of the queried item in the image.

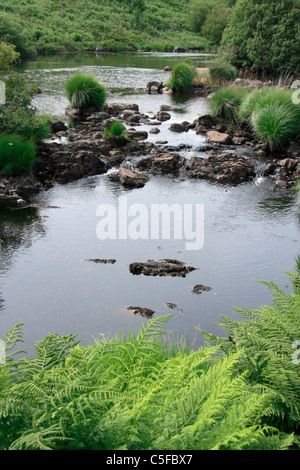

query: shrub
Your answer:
[210,86,248,123]
[0,72,51,143]
[168,61,197,92]
[0,41,19,70]
[0,134,36,176]
[221,0,300,73]
[209,59,238,84]
[65,72,107,110]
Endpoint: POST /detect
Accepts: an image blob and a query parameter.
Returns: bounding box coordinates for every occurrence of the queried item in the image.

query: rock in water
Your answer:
[129,259,197,277]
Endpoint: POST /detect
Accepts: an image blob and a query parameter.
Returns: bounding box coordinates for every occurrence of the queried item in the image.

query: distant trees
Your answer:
[188,1,233,44]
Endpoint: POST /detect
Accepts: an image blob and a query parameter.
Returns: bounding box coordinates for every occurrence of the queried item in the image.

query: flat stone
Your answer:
[206,130,232,145]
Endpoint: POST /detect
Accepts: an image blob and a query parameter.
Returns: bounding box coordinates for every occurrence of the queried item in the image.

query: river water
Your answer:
[0,52,299,355]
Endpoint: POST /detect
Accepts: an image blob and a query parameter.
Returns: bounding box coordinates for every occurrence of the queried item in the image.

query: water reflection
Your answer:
[0,206,46,310]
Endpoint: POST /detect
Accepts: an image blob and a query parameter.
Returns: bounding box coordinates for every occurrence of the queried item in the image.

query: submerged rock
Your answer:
[127,306,155,317]
[84,259,116,264]
[129,259,197,277]
[192,284,212,294]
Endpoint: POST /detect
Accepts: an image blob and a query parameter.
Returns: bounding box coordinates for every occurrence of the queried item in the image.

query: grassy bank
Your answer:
[0,0,211,56]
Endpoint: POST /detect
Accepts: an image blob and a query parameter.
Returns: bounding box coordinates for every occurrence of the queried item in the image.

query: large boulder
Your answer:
[186,153,255,185]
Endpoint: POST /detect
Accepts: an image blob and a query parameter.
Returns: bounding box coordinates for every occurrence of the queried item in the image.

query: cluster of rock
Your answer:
[1,95,299,205]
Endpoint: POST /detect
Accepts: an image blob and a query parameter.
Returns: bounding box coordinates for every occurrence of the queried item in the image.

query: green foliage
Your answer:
[0,134,36,176]
[168,61,197,91]
[252,103,300,151]
[0,72,51,142]
[65,72,107,110]
[237,87,300,150]
[188,0,212,33]
[202,272,300,439]
[210,86,248,123]
[104,120,130,147]
[202,4,232,45]
[0,42,19,70]
[0,0,210,55]
[209,59,238,83]
[0,314,294,450]
[221,0,300,73]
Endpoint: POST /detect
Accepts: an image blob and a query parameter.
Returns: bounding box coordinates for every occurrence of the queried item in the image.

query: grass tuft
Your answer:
[168,61,197,91]
[0,134,36,176]
[65,72,107,110]
[210,86,249,123]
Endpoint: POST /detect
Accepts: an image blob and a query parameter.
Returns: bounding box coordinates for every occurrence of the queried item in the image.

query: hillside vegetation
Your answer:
[0,0,211,55]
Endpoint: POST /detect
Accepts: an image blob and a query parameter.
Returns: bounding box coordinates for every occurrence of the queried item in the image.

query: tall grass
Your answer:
[238,87,300,150]
[168,61,197,92]
[65,72,107,110]
[210,86,249,123]
[252,103,300,151]
[0,134,36,175]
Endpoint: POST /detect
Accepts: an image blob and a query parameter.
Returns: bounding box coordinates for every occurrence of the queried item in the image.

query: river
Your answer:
[0,52,299,355]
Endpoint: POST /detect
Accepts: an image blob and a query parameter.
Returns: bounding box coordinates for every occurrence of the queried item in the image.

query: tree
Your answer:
[221,0,300,73]
[202,4,232,44]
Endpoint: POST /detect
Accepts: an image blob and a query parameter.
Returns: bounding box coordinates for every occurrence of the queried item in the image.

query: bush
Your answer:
[221,0,300,73]
[0,134,36,176]
[210,86,248,123]
[209,59,238,83]
[0,41,19,70]
[168,61,197,91]
[0,73,51,143]
[65,72,107,110]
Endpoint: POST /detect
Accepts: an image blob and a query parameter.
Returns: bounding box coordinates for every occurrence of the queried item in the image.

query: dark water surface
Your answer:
[1,53,299,355]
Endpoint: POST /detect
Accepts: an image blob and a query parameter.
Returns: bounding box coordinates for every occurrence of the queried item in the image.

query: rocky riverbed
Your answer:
[1,97,299,206]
